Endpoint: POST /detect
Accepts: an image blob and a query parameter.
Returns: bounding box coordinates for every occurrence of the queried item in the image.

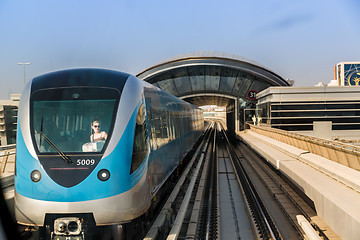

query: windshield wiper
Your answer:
[40,118,73,164]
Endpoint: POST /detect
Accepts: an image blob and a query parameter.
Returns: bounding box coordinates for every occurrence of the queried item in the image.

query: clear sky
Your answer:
[0,0,359,99]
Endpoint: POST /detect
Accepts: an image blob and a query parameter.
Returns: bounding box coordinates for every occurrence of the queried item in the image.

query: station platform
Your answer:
[238,129,360,240]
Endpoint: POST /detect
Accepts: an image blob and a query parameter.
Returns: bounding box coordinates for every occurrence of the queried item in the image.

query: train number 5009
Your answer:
[77,159,95,166]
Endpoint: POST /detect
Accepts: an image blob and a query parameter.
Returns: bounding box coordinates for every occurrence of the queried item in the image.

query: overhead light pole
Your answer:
[17,62,31,85]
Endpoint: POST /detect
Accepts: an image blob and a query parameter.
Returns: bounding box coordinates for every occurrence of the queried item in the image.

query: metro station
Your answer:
[1,52,360,240]
[137,51,291,132]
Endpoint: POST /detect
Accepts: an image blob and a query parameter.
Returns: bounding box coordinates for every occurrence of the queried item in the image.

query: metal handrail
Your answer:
[247,123,360,170]
[0,144,16,151]
[0,145,16,174]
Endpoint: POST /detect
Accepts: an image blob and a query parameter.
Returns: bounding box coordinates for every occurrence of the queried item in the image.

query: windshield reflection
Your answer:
[33,99,116,153]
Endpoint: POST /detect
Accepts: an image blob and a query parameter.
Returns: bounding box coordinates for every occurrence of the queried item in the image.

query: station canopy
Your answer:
[137,51,290,108]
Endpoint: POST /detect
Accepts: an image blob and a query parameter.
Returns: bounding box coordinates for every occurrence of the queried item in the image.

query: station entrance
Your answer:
[137,52,290,132]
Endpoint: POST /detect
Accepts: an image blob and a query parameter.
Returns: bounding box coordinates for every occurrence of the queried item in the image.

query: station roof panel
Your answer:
[137,51,289,107]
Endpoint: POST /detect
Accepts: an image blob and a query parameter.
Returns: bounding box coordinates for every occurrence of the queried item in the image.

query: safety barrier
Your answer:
[247,124,360,171]
[0,144,16,174]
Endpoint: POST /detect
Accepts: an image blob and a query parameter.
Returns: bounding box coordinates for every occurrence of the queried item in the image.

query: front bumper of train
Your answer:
[15,172,151,227]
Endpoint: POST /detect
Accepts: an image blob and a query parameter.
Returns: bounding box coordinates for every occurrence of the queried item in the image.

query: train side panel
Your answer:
[143,84,204,195]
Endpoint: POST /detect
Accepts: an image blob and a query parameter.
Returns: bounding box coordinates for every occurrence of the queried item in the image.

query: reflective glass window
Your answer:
[272,104,326,111]
[172,68,192,94]
[326,110,360,117]
[31,88,119,154]
[232,74,253,96]
[326,104,360,109]
[219,68,237,92]
[131,102,148,173]
[333,124,360,130]
[205,66,221,90]
[157,79,178,95]
[188,66,205,91]
[250,79,270,94]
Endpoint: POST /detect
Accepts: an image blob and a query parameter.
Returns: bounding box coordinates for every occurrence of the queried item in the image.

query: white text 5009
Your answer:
[77,159,95,166]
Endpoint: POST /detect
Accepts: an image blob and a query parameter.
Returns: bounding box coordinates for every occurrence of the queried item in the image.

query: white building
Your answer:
[0,94,20,145]
[256,86,360,142]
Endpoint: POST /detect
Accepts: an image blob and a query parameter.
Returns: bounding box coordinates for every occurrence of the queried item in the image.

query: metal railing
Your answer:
[0,144,16,174]
[247,124,360,171]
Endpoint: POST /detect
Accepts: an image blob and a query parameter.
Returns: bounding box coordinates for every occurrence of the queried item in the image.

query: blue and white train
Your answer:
[15,69,204,238]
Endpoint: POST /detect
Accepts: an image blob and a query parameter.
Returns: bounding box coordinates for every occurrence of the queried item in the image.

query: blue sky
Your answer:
[0,0,359,99]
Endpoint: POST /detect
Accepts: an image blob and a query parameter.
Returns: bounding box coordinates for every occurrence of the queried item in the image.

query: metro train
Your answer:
[15,69,204,238]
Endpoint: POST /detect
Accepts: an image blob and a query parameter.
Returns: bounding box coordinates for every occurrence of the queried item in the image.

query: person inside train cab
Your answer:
[90,120,108,142]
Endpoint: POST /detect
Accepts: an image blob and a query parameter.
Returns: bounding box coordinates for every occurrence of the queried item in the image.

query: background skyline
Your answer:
[1,0,359,99]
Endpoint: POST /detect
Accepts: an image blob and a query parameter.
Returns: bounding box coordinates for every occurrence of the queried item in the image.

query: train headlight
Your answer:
[67,221,79,232]
[98,169,110,181]
[55,221,67,233]
[30,170,41,182]
[54,217,81,235]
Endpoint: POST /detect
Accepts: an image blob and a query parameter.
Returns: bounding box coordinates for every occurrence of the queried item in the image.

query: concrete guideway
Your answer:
[238,129,360,240]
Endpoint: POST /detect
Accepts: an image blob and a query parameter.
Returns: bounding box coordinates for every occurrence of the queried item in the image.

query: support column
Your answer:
[235,98,239,132]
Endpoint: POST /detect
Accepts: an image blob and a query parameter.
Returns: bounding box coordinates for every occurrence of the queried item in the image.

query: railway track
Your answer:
[145,122,325,240]
[233,137,328,239]
[219,125,281,240]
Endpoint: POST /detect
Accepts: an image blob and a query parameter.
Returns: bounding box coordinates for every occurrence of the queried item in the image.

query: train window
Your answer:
[31,87,119,154]
[131,102,148,174]
[161,111,168,142]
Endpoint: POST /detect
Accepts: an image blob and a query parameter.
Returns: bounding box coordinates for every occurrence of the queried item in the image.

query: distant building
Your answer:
[0,94,20,145]
[336,62,360,86]
[256,86,360,141]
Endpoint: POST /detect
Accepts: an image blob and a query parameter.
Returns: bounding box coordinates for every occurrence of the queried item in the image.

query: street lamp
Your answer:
[17,62,31,85]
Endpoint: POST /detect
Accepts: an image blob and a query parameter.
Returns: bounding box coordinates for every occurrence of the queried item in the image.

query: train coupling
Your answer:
[51,217,84,240]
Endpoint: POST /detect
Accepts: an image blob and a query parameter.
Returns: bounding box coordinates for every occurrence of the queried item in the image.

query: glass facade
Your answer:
[258,101,360,131]
[4,106,18,145]
[150,65,272,100]
[131,101,148,174]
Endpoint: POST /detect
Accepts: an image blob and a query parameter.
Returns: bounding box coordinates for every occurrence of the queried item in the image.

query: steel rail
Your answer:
[196,123,219,240]
[206,123,218,240]
[222,125,281,240]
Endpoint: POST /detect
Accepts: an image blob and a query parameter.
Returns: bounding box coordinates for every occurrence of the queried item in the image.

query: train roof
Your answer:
[30,68,131,94]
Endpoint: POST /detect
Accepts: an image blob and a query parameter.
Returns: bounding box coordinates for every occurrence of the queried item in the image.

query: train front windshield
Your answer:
[31,88,119,154]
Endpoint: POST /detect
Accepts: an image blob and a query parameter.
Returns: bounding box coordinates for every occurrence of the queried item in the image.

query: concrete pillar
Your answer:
[313,121,332,140]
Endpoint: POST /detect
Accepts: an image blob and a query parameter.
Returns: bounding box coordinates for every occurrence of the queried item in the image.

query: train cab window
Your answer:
[31,88,119,154]
[131,102,148,174]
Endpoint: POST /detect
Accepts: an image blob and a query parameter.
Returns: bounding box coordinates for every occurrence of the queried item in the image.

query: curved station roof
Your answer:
[137,51,289,107]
